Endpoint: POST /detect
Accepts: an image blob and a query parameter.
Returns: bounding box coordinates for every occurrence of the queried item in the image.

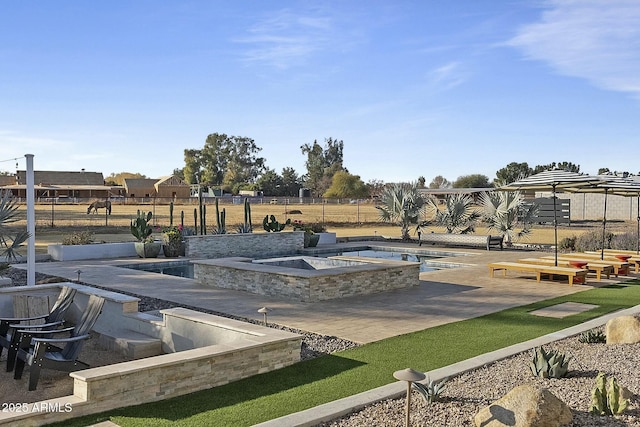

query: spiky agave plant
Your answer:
[413,376,448,403]
[480,190,538,245]
[0,190,30,262]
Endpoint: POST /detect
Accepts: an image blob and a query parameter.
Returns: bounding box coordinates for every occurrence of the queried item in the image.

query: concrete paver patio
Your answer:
[14,241,625,344]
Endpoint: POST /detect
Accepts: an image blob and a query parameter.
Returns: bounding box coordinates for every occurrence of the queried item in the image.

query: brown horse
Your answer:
[87,200,112,215]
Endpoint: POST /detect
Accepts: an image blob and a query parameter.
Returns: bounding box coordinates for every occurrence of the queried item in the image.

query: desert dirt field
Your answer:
[5,200,634,253]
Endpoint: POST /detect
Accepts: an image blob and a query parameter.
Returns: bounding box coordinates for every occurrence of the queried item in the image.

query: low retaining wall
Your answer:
[185,232,304,259]
[48,242,137,261]
[194,256,420,302]
[0,285,302,427]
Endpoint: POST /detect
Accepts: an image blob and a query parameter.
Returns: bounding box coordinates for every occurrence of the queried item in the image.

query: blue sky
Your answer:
[1,1,639,184]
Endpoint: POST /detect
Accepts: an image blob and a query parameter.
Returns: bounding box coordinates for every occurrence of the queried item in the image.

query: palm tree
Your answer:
[376,183,429,241]
[429,193,481,234]
[0,190,30,264]
[480,190,538,245]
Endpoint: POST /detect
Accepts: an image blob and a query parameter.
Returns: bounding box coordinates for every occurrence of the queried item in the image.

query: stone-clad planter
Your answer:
[48,242,137,261]
[185,231,304,259]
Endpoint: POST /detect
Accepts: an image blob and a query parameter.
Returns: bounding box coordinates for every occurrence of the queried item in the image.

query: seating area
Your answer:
[0,287,105,391]
[14,294,105,391]
[542,254,631,276]
[516,258,613,281]
[488,262,589,286]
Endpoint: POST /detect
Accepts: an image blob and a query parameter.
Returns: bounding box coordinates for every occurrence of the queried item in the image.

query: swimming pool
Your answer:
[120,261,194,278]
[119,247,467,278]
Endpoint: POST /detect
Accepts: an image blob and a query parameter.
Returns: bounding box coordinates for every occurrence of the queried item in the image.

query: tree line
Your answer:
[100,132,637,199]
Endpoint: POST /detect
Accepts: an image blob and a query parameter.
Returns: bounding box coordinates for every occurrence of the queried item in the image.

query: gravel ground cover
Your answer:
[318,330,640,427]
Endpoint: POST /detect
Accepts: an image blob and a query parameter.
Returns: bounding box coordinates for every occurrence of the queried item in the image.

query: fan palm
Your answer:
[429,193,481,234]
[0,190,30,263]
[480,190,538,245]
[376,183,429,241]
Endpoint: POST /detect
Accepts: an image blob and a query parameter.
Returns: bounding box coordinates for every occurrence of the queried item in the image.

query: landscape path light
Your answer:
[75,269,82,283]
[393,367,426,427]
[258,307,270,324]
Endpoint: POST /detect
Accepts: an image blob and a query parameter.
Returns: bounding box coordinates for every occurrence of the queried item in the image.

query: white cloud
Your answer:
[428,61,469,91]
[234,7,362,69]
[508,0,640,97]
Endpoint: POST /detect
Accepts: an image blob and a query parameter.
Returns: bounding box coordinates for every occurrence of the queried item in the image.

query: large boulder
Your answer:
[606,315,640,344]
[474,384,572,427]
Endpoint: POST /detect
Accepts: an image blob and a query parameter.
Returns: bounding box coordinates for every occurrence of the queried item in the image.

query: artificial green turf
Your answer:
[51,280,640,427]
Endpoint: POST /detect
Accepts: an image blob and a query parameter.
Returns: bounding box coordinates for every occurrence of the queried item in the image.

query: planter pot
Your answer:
[307,234,320,248]
[162,240,184,258]
[48,242,137,261]
[134,242,162,258]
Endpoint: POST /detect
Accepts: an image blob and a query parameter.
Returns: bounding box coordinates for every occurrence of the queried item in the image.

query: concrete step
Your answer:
[99,330,163,359]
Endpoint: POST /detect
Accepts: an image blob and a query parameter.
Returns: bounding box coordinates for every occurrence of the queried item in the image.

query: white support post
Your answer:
[25,154,35,286]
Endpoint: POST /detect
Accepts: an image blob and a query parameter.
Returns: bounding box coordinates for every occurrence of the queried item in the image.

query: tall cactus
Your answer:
[193,208,198,234]
[169,202,174,226]
[212,198,226,234]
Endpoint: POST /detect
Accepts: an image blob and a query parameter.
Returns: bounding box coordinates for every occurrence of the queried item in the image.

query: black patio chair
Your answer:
[13,294,105,391]
[0,285,77,372]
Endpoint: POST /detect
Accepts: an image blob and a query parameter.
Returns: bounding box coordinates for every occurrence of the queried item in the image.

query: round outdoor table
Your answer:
[613,254,632,262]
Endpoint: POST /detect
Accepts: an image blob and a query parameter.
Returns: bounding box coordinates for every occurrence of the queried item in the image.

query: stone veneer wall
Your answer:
[1,337,301,427]
[185,231,304,258]
[195,258,419,302]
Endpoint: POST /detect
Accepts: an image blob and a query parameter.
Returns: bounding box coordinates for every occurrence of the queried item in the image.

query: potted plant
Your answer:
[131,210,161,258]
[161,225,184,257]
[292,220,320,248]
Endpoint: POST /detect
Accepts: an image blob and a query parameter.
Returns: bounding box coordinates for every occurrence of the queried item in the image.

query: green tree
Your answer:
[494,162,532,186]
[300,138,345,197]
[452,174,491,188]
[324,171,369,199]
[183,133,266,192]
[104,172,148,186]
[366,179,385,199]
[376,183,429,241]
[532,161,580,174]
[480,190,538,245]
[429,193,481,234]
[172,168,185,181]
[429,175,451,189]
[255,169,283,196]
[281,167,302,197]
[417,176,426,189]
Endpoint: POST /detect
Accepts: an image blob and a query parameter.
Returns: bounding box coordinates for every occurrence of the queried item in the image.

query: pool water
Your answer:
[121,262,194,278]
[120,248,455,278]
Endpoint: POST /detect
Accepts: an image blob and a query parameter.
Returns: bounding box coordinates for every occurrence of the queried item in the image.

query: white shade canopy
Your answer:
[564,175,640,196]
[499,170,605,266]
[499,170,604,192]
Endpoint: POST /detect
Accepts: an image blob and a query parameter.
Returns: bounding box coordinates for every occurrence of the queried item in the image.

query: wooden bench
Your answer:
[517,258,612,281]
[585,251,640,274]
[420,233,503,250]
[545,254,630,276]
[488,262,588,286]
